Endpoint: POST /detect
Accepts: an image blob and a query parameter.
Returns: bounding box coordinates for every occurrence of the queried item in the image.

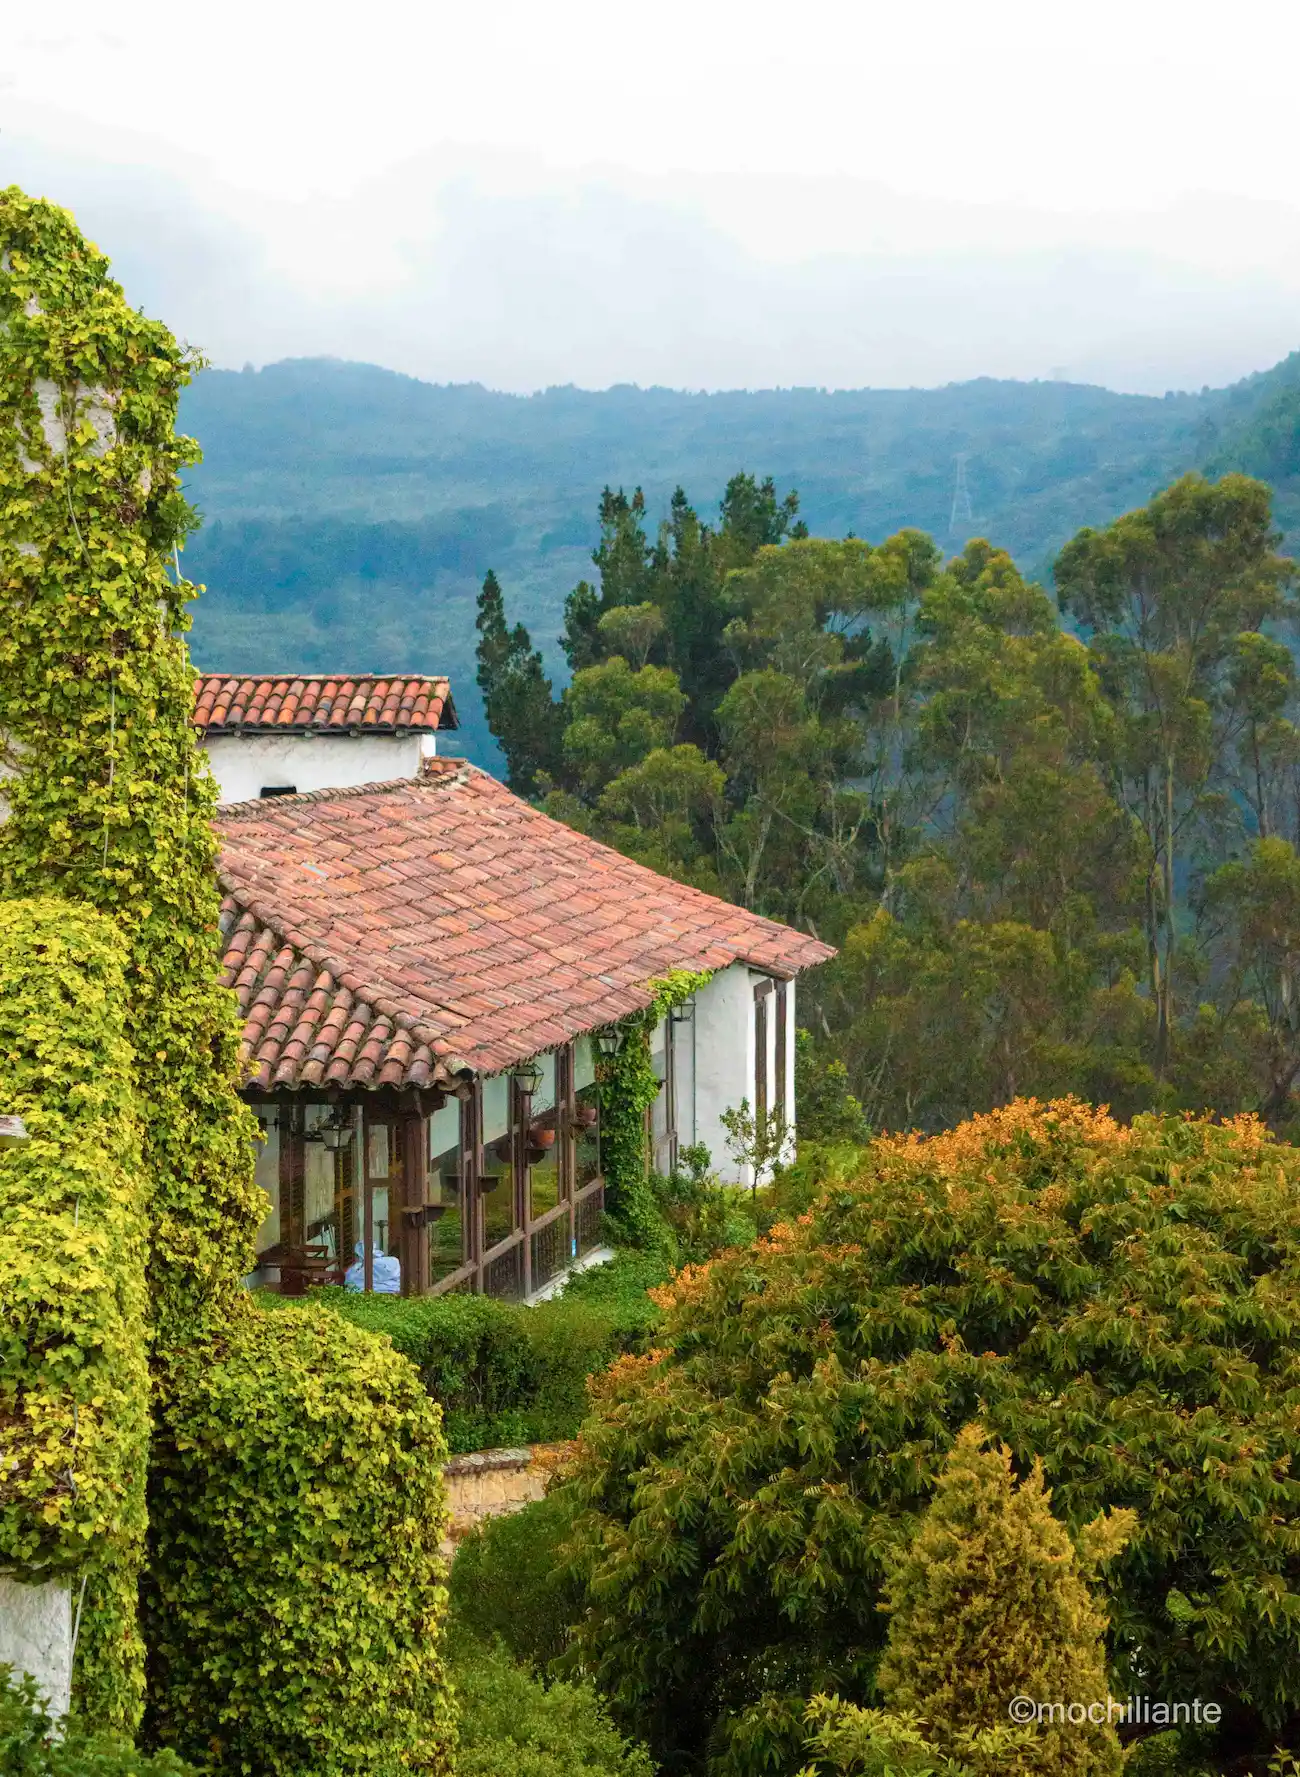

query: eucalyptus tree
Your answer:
[1055,472,1295,1070]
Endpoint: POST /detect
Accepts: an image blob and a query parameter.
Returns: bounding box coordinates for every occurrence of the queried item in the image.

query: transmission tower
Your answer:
[949,453,974,540]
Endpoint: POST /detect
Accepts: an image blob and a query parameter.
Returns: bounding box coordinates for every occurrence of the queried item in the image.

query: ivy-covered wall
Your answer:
[0,186,261,1347]
[0,898,151,1728]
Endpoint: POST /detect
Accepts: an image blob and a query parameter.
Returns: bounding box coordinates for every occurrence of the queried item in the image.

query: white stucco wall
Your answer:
[203,731,430,803]
[691,965,797,1186]
[694,964,757,1185]
[0,1576,72,1719]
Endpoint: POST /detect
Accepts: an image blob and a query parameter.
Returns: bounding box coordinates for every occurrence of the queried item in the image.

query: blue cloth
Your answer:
[344,1241,401,1293]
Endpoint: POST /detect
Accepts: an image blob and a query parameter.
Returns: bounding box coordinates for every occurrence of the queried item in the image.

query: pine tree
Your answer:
[876,1424,1134,1777]
[475,569,563,796]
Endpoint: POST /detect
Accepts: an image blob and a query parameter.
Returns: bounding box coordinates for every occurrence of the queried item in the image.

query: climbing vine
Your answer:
[596,969,712,1243]
[0,186,262,1350]
[0,900,151,1729]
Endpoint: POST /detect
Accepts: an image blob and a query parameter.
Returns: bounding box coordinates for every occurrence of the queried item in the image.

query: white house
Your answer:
[195,672,832,1300]
[194,672,457,802]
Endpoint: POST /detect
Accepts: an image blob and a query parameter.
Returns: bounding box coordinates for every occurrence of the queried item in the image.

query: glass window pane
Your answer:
[528,1053,559,1219]
[481,1077,515,1250]
[574,1037,596,1092]
[428,1097,465,1281]
[575,1078,600,1188]
[252,1114,280,1255]
[367,1121,390,1179]
[304,1104,341,1267]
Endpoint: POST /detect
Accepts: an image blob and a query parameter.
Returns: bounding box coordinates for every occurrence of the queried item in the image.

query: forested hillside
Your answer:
[179,352,1300,758]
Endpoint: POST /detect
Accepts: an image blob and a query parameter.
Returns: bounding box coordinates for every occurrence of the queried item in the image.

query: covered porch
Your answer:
[248,1036,606,1301]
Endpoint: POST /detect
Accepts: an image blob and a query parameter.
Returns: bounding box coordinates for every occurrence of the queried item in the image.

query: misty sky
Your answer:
[5,0,1300,394]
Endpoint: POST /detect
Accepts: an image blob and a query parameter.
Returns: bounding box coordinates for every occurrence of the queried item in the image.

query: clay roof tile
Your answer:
[193,672,458,735]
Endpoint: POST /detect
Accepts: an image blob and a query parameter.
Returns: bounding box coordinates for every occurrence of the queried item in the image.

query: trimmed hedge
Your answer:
[142,1301,455,1776]
[0,900,151,1729]
[299,1255,664,1452]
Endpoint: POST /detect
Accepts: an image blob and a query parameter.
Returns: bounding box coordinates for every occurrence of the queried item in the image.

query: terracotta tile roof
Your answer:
[215,762,834,1090]
[194,673,456,735]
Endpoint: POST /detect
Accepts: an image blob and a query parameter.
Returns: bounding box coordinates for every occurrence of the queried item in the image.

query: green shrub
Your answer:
[451,1633,655,1777]
[0,1667,189,1775]
[1121,1733,1215,1775]
[558,1249,673,1315]
[298,1270,662,1452]
[798,1696,1022,1776]
[0,901,151,1728]
[450,1490,586,1670]
[876,1425,1131,1776]
[646,1168,758,1265]
[142,1300,454,1776]
[566,1102,1300,1775]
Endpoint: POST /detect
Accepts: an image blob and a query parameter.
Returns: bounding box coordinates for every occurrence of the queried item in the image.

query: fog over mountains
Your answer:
[7,125,1300,396]
[9,116,1300,762]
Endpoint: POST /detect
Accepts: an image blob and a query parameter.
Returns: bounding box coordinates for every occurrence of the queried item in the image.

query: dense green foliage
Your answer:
[0,902,150,1727]
[480,465,1300,1134]
[450,1492,586,1671]
[0,188,461,1771]
[0,186,261,1349]
[142,1301,454,1776]
[178,353,1300,766]
[594,972,714,1235]
[0,1668,190,1776]
[564,1102,1300,1775]
[290,1272,660,1452]
[449,1633,656,1777]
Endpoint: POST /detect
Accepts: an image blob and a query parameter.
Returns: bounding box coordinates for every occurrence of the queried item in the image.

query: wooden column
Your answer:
[513,1078,533,1299]
[397,1105,426,1297]
[279,1101,305,1253]
[463,1086,484,1294]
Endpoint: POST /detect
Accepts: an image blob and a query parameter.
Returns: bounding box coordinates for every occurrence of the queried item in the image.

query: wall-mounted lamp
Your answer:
[305,1105,352,1150]
[0,1114,30,1147]
[595,1028,622,1058]
[669,1000,696,1026]
[511,1061,543,1097]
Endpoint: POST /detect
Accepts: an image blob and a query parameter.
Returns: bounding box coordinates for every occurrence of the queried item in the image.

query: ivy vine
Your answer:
[596,969,712,1244]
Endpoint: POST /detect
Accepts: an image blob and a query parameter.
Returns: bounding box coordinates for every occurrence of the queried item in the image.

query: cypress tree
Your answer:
[877,1424,1133,1777]
[475,568,563,795]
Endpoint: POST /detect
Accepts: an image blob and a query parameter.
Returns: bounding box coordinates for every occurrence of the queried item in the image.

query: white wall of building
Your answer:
[693,964,757,1185]
[687,963,797,1186]
[203,731,431,804]
[0,1576,72,1719]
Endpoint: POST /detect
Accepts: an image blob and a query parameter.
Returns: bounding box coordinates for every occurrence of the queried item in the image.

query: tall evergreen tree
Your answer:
[877,1425,1133,1777]
[475,569,563,796]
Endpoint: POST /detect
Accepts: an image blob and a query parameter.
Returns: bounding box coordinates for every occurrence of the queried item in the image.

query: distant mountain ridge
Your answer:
[179,353,1300,764]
